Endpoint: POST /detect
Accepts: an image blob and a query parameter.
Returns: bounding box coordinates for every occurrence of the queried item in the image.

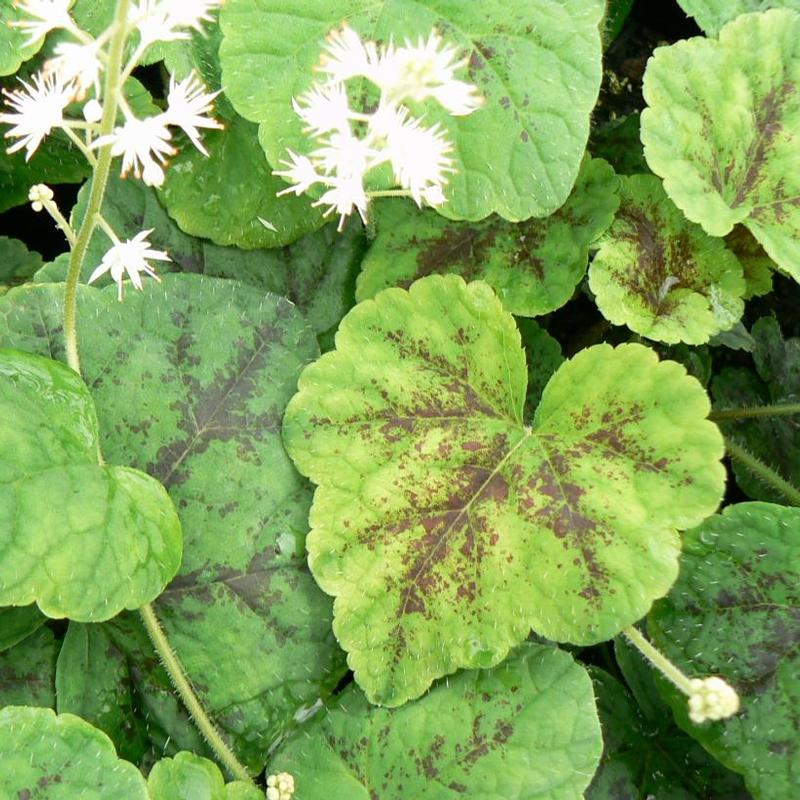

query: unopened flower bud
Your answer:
[83,98,102,123]
[266,771,295,800]
[687,676,740,723]
[28,183,54,212]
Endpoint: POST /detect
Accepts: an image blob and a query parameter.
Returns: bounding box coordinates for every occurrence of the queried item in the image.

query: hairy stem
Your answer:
[139,603,253,783]
[622,625,694,696]
[710,403,800,421]
[63,0,130,374]
[724,437,800,506]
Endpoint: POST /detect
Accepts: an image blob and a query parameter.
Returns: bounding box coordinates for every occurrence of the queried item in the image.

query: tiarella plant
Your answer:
[0,0,797,799]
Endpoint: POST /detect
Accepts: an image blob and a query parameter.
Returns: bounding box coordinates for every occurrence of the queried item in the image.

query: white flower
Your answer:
[266,772,295,800]
[313,174,369,230]
[130,0,223,46]
[376,30,483,115]
[28,183,53,212]
[92,115,175,186]
[88,229,170,300]
[292,82,352,137]
[687,677,740,724]
[317,24,378,83]
[82,98,103,123]
[274,150,324,197]
[10,0,74,47]
[310,128,374,181]
[0,71,75,160]
[374,105,453,206]
[44,40,103,101]
[161,71,222,156]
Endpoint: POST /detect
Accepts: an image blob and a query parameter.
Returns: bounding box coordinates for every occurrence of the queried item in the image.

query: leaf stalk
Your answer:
[139,602,253,783]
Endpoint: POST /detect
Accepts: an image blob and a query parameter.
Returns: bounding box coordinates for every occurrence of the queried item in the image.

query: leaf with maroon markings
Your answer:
[269,643,602,800]
[588,174,746,344]
[283,275,725,706]
[0,276,347,771]
[356,156,619,317]
[641,9,800,280]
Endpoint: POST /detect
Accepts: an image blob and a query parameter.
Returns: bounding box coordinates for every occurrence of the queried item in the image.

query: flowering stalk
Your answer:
[623,625,740,724]
[10,0,248,781]
[62,0,130,374]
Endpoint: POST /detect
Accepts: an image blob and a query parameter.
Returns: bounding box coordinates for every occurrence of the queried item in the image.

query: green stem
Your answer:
[622,625,694,696]
[139,603,253,783]
[724,437,800,506]
[710,403,800,421]
[41,199,77,248]
[62,0,130,374]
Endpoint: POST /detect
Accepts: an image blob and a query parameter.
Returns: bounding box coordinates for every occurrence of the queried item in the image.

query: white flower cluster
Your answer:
[1,0,225,300]
[687,676,740,724]
[276,25,482,230]
[266,771,295,800]
[2,0,222,184]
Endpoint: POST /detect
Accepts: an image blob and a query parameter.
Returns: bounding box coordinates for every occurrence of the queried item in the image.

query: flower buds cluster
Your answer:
[266,772,295,800]
[276,25,483,229]
[687,676,740,724]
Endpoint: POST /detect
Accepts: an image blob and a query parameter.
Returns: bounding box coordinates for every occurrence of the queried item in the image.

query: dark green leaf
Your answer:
[648,502,800,799]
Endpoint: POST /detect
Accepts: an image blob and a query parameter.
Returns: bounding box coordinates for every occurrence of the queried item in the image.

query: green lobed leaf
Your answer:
[157,20,325,248]
[0,706,148,798]
[648,502,800,799]
[517,317,564,419]
[283,274,725,705]
[0,605,46,652]
[0,2,49,75]
[586,666,750,800]
[56,623,150,764]
[36,173,365,337]
[147,752,263,800]
[219,0,605,221]
[725,226,774,299]
[0,276,347,771]
[0,349,182,620]
[588,174,746,344]
[641,10,800,279]
[270,643,602,799]
[0,236,43,287]
[356,156,619,316]
[0,627,58,709]
[676,0,800,36]
[712,317,800,502]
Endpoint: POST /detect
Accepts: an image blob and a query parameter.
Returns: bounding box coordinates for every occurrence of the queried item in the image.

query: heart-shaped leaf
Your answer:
[0,2,47,75]
[0,605,46,652]
[588,174,746,344]
[676,0,800,35]
[270,643,602,799]
[0,349,182,620]
[357,156,619,316]
[0,237,43,289]
[283,275,725,705]
[648,502,800,799]
[219,0,605,221]
[0,276,346,771]
[641,9,800,279]
[158,20,325,248]
[147,752,263,800]
[0,706,148,799]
